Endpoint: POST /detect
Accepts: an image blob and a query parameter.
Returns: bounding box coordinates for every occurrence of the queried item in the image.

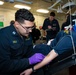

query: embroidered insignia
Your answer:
[12,31,16,35]
[26,37,30,40]
[13,40,17,43]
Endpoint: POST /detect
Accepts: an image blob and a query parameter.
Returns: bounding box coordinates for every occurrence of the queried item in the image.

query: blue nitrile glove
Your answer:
[29,53,45,65]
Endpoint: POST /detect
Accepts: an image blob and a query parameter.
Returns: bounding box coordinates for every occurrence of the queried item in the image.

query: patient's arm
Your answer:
[33,49,58,71]
[20,49,58,75]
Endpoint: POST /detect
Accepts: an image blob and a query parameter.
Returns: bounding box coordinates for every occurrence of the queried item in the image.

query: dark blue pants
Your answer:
[33,44,52,55]
[33,31,76,55]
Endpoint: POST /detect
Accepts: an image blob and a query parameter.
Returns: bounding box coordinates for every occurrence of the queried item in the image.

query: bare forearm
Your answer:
[20,49,58,75]
[34,49,58,71]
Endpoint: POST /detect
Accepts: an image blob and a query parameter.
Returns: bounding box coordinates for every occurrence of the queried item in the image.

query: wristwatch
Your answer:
[32,66,36,72]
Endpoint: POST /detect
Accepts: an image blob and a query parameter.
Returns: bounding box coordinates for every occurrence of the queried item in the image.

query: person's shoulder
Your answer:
[0,26,12,37]
[0,26,9,34]
[34,29,40,33]
[44,18,49,21]
[0,26,11,41]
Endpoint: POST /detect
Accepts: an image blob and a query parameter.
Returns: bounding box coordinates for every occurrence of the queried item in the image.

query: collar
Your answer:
[10,25,19,37]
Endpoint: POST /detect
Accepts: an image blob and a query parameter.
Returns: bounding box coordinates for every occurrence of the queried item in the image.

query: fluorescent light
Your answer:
[14,4,31,10]
[36,9,49,13]
[0,1,4,5]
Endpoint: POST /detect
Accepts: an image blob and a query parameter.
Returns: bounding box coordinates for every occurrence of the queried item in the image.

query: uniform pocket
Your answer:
[10,42,24,58]
[10,43,21,49]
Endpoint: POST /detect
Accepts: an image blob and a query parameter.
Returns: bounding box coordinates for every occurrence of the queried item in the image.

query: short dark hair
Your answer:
[50,12,55,16]
[15,9,35,23]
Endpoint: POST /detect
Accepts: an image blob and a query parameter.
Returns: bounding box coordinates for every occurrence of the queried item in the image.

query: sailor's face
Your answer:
[15,20,34,37]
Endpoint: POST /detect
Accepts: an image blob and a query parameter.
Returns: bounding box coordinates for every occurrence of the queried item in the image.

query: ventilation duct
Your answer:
[62,1,76,9]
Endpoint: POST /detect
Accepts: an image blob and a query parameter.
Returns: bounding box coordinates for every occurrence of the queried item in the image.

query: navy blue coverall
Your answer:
[0,25,44,75]
[33,30,76,55]
[42,18,60,42]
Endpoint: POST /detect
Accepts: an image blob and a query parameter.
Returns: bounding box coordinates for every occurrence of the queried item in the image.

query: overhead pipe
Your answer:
[62,1,76,9]
[48,0,61,9]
